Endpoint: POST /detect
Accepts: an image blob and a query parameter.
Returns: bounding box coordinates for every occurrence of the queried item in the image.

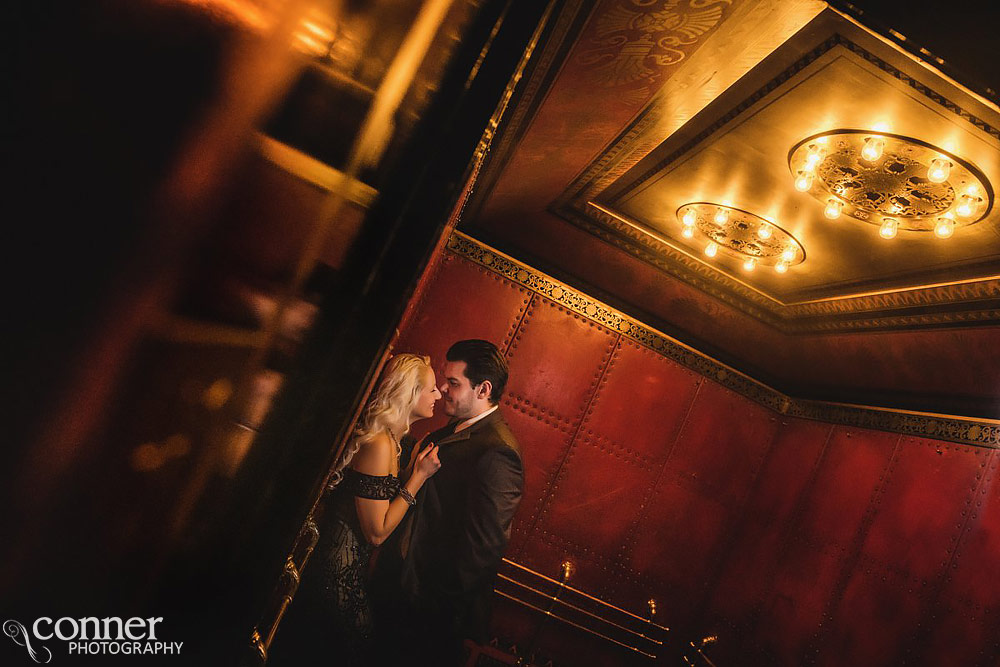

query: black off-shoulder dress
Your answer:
[270,468,400,665]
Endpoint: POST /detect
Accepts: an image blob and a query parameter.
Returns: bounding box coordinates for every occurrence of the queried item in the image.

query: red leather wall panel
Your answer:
[755,541,845,664]
[395,253,531,367]
[536,436,659,561]
[515,533,620,602]
[859,438,987,582]
[394,249,1000,666]
[792,327,1000,405]
[706,419,831,636]
[584,340,701,463]
[662,380,778,507]
[919,595,999,667]
[505,297,617,425]
[500,395,576,556]
[817,565,926,666]
[923,452,1000,666]
[753,428,899,663]
[793,427,899,549]
[623,379,779,621]
[625,479,731,619]
[936,452,1000,612]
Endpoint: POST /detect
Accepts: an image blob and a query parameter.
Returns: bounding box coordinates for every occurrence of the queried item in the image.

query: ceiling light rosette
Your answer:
[677,203,805,274]
[788,129,992,238]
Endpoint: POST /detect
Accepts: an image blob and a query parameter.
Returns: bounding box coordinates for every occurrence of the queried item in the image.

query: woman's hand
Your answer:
[413,443,441,480]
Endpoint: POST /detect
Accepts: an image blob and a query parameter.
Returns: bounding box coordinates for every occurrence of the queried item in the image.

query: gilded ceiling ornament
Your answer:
[578,0,730,87]
[676,203,805,273]
[788,130,993,236]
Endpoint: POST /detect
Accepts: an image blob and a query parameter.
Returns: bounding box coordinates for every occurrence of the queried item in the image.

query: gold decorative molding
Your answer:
[785,401,1000,447]
[567,203,783,319]
[565,203,1000,332]
[547,21,1000,332]
[446,231,1000,448]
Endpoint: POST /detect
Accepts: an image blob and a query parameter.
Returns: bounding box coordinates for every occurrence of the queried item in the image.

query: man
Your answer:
[375,339,523,665]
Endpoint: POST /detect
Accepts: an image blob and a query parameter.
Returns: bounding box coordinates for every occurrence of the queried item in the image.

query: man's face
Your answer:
[439,360,479,419]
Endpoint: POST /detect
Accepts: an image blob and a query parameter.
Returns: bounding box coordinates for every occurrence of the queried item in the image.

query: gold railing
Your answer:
[247,519,319,664]
[492,558,719,666]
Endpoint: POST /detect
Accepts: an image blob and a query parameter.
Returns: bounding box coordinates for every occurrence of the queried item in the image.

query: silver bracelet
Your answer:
[397,487,417,506]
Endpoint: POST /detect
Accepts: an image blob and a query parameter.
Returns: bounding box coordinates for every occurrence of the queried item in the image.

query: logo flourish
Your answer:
[3,620,52,664]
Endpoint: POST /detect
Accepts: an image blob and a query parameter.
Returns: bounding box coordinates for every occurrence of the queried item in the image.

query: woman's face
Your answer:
[412,369,441,420]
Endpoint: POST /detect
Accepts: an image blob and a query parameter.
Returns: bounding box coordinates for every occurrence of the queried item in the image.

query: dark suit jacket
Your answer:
[392,408,523,642]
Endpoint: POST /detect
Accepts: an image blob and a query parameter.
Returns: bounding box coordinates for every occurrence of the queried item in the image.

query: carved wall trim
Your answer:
[560,204,1000,332]
[446,231,1000,448]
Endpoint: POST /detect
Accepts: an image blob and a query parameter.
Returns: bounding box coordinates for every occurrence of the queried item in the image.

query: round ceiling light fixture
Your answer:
[788,129,992,238]
[676,203,805,274]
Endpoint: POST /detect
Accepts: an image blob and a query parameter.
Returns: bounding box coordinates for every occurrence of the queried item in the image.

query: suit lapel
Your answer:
[434,408,502,446]
[425,421,460,446]
[434,427,473,446]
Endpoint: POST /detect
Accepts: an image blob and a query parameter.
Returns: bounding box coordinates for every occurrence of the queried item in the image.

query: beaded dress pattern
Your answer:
[273,468,400,665]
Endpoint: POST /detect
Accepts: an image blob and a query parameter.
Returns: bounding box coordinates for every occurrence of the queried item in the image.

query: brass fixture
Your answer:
[676,203,805,273]
[788,129,993,238]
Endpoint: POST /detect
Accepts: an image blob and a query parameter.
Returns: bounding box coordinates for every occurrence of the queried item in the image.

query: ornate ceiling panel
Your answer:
[552,9,1000,331]
[462,0,1000,416]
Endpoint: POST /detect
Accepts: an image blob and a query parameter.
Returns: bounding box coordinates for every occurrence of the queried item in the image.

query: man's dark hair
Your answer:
[446,339,509,405]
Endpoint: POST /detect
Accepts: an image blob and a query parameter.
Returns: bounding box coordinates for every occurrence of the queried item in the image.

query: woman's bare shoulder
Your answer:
[351,431,394,476]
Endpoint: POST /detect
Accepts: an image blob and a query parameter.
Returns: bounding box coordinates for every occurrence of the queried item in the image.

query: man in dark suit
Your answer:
[374,339,523,665]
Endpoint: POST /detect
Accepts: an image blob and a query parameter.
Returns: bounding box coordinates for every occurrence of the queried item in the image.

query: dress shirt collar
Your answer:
[454,404,499,433]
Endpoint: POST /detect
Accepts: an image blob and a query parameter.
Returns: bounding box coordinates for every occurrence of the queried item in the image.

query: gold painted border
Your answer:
[583,202,1000,330]
[446,231,1000,449]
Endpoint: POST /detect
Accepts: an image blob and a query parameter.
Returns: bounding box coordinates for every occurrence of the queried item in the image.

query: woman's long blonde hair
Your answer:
[328,353,432,488]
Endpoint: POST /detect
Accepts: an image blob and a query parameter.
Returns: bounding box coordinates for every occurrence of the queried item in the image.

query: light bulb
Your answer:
[934,217,955,238]
[743,258,756,271]
[956,195,975,218]
[704,242,718,257]
[758,225,772,240]
[861,136,884,162]
[682,209,697,226]
[824,198,842,220]
[879,218,898,239]
[927,158,951,183]
[794,172,814,192]
[804,144,825,170]
[714,207,729,224]
[775,261,788,274]
[682,226,694,238]
[781,248,795,262]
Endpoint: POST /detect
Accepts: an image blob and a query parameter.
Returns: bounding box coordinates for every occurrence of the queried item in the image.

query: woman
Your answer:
[272,353,442,665]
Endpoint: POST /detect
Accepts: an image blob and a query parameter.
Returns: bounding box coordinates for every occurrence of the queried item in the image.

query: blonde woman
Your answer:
[273,354,441,665]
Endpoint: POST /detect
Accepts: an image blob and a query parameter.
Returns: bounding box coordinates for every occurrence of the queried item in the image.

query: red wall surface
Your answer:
[394,248,1000,666]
